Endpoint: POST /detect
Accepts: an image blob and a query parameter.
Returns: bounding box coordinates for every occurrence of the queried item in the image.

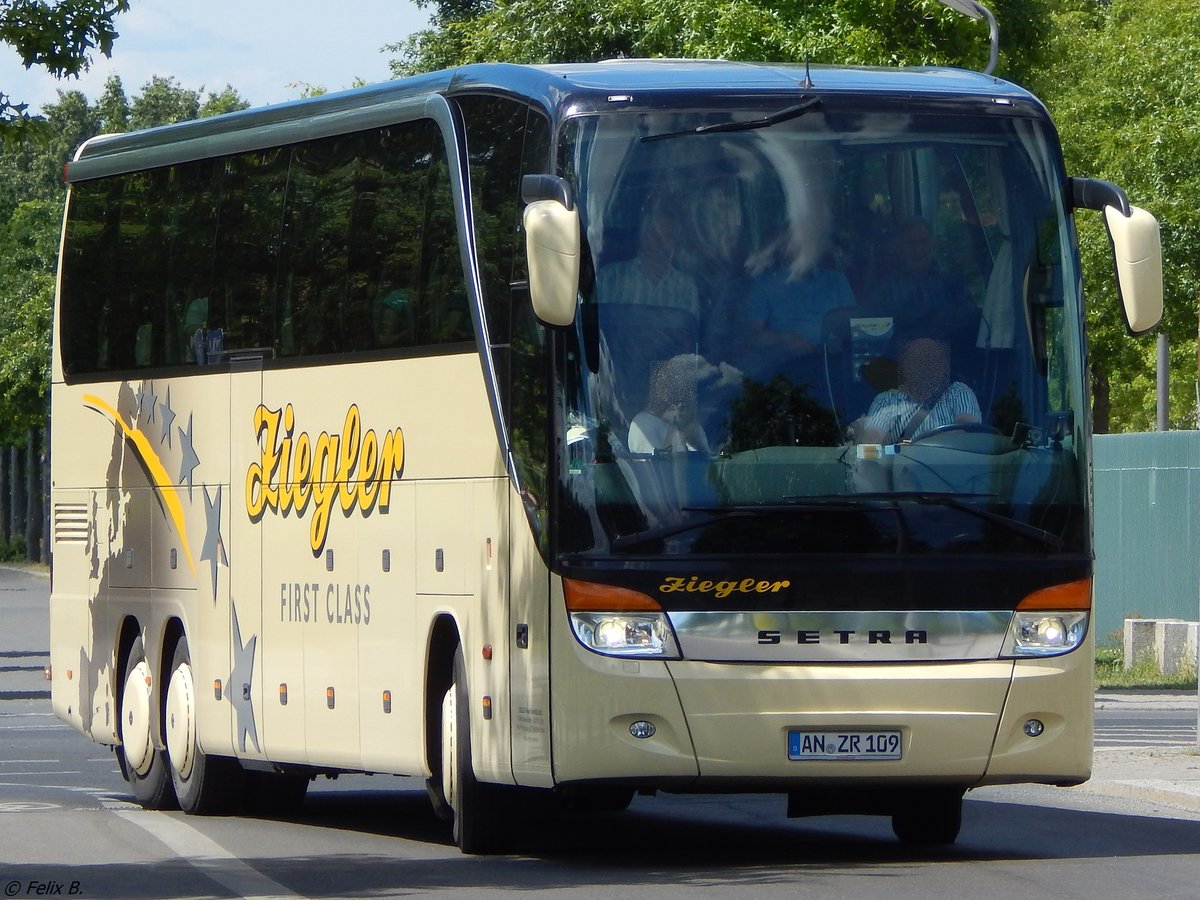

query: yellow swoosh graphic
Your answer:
[84,393,196,576]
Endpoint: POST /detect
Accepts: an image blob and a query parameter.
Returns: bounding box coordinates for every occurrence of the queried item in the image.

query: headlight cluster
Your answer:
[569,612,681,659]
[1003,611,1088,658]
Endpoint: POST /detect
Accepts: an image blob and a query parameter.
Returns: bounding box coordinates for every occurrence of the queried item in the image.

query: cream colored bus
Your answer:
[50,58,1162,853]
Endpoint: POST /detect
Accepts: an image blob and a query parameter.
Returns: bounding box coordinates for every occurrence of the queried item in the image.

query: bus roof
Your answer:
[66,59,1041,182]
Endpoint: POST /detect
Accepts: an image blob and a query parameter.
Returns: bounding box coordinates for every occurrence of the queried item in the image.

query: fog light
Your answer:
[1023,718,1045,737]
[630,720,656,739]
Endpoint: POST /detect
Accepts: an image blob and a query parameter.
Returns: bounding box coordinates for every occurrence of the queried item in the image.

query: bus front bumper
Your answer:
[549,640,1093,790]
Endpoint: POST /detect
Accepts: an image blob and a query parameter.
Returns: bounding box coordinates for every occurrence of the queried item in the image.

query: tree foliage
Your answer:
[393,0,1051,81]
[1029,0,1200,430]
[0,0,130,139]
[0,75,249,437]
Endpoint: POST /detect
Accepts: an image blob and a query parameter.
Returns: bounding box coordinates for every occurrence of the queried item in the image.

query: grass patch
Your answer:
[1096,646,1197,690]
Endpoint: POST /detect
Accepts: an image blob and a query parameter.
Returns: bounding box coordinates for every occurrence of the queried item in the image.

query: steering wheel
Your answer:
[913,421,1001,440]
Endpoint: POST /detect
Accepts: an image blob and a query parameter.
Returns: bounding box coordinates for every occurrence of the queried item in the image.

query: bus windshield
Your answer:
[552,99,1089,558]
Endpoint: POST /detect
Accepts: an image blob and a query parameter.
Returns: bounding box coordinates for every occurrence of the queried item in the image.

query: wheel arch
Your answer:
[113,614,143,741]
[424,613,461,777]
[157,617,187,745]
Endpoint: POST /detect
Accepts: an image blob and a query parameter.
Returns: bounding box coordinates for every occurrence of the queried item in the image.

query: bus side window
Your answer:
[60,177,121,375]
[213,149,287,356]
[419,145,471,345]
[348,123,434,352]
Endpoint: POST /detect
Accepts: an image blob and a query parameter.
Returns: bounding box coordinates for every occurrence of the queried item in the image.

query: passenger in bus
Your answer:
[597,191,700,317]
[744,222,855,374]
[627,354,712,455]
[849,337,980,444]
[377,287,414,347]
[864,216,978,345]
[183,296,223,365]
[678,179,751,361]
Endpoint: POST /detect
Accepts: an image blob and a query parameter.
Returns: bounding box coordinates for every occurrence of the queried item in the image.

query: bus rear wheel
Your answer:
[891,789,963,845]
[165,636,244,814]
[118,636,177,809]
[442,645,512,854]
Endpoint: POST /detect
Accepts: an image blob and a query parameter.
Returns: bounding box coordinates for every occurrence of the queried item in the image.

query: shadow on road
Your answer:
[13,784,1200,898]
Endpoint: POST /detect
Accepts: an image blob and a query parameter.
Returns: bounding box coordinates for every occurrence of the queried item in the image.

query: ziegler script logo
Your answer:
[659,576,792,599]
[245,403,404,555]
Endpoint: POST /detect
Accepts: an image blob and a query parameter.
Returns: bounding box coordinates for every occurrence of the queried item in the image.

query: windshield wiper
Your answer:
[808,491,1065,550]
[608,492,1064,552]
[609,498,854,551]
[641,97,822,143]
[609,508,760,551]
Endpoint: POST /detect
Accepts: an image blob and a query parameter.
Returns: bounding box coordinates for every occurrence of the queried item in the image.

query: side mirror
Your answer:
[1104,205,1163,335]
[1072,178,1164,335]
[522,175,580,327]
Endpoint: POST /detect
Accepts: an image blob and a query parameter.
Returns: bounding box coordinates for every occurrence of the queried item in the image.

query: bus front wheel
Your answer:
[165,636,244,814]
[442,645,511,854]
[118,636,177,809]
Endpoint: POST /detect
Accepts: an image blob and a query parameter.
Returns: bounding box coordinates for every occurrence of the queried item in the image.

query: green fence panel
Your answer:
[1093,431,1200,646]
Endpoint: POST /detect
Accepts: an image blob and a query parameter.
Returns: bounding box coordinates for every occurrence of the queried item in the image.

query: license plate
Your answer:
[788,730,902,761]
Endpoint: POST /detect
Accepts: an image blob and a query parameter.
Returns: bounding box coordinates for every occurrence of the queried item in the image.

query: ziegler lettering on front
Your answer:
[659,575,791,599]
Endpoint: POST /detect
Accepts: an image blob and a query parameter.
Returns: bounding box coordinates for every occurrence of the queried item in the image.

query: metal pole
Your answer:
[1156,332,1169,431]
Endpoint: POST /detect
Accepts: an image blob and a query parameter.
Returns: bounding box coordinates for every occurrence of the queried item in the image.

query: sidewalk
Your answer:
[1082,691,1200,814]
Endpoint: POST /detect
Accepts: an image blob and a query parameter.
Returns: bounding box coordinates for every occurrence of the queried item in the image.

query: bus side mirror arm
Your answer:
[1070,177,1164,336]
[522,174,580,327]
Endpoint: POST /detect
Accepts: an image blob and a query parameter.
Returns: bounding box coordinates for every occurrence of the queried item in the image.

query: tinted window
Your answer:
[59,117,470,377]
[457,95,552,542]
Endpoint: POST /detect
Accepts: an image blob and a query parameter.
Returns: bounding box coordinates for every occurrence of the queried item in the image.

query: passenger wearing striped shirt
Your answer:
[853,337,980,444]
[597,192,700,317]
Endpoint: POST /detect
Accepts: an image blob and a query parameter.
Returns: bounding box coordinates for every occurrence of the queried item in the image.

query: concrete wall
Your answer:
[1124,618,1198,675]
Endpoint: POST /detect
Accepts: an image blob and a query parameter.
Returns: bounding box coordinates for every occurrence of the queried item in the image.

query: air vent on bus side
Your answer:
[53,502,89,544]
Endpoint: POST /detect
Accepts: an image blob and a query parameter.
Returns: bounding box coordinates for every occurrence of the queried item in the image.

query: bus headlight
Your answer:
[1003,611,1088,657]
[569,612,681,659]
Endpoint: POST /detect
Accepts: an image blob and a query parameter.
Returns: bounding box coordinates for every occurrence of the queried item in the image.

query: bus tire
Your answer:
[165,636,244,815]
[118,636,177,810]
[444,645,510,854]
[891,789,963,845]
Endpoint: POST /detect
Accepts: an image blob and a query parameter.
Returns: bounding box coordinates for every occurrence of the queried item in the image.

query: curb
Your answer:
[1077,777,1200,815]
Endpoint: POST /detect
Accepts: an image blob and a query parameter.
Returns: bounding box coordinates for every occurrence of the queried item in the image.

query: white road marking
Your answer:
[114,810,306,900]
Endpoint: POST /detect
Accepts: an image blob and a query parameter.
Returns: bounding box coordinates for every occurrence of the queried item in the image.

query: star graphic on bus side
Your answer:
[158,387,177,449]
[200,485,227,601]
[178,413,200,498]
[229,604,259,754]
[137,382,158,426]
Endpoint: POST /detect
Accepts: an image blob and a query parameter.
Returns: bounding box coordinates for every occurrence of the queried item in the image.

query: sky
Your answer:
[0,1,432,115]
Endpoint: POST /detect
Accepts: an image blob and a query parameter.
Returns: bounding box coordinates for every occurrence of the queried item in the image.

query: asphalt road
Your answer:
[3,565,1199,899]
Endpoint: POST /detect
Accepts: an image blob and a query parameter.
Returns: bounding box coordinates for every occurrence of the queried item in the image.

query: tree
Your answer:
[0,199,57,443]
[391,0,1052,82]
[95,72,129,132]
[1029,0,1200,431]
[0,0,131,140]
[129,75,199,130]
[200,85,250,118]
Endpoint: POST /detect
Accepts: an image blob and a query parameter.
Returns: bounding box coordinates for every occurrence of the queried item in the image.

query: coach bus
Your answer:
[49,53,1162,852]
